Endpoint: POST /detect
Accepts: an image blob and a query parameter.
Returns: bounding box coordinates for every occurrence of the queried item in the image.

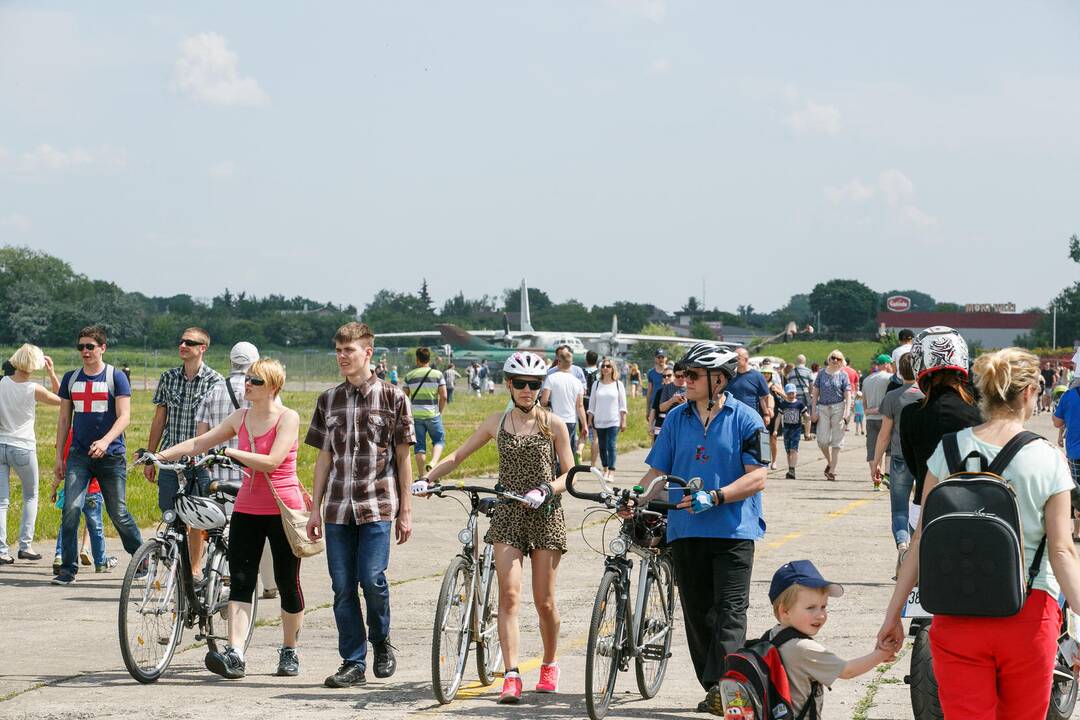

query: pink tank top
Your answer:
[233,410,304,516]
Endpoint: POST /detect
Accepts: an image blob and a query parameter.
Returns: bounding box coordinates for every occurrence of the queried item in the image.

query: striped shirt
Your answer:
[304,375,415,525]
[404,366,444,420]
[195,373,248,482]
[153,362,223,451]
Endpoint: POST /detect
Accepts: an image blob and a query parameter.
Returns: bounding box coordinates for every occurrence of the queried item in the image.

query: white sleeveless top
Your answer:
[0,376,38,450]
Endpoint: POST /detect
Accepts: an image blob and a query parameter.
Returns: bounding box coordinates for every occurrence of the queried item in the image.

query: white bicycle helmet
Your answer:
[911,326,969,380]
[503,351,547,378]
[679,342,739,379]
[175,494,228,530]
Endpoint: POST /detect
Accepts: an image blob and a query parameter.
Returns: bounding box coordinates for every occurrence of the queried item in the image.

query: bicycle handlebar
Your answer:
[133,449,242,474]
[564,464,701,510]
[424,482,528,505]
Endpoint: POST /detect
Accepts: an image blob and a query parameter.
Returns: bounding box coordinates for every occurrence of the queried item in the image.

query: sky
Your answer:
[2,1,1079,317]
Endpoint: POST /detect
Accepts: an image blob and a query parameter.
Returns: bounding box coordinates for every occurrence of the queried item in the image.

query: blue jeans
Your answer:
[61,452,143,577]
[889,455,915,545]
[413,416,446,455]
[325,519,392,669]
[54,491,107,566]
[596,426,619,470]
[0,443,39,555]
[156,467,211,512]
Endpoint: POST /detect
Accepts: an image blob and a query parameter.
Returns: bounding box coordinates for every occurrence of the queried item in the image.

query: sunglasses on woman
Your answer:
[244,375,266,386]
[829,356,841,362]
[510,379,543,391]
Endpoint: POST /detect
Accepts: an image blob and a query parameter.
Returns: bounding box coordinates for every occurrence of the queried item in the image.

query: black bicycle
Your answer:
[119,451,257,683]
[565,465,698,720]
[424,482,528,704]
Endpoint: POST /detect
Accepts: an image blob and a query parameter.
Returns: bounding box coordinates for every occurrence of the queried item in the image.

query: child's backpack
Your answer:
[714,627,820,720]
[919,430,1044,617]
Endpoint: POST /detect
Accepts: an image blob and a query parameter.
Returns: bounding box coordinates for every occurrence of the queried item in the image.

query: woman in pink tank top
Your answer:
[150,358,308,680]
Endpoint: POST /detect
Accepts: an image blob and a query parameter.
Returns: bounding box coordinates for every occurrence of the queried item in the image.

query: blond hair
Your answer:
[601,357,620,382]
[334,321,374,347]
[9,343,44,373]
[248,358,286,397]
[972,347,1040,417]
[184,326,210,346]
[771,582,828,621]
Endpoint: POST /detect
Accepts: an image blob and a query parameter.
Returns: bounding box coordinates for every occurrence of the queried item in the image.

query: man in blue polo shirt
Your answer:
[635,342,767,714]
[1053,383,1080,512]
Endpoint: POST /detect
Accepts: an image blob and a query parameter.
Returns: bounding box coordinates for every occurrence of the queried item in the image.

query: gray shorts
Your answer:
[865,419,883,461]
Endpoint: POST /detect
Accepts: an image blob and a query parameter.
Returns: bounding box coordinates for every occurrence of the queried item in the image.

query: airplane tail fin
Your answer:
[437,324,500,351]
[520,278,534,333]
[611,314,618,335]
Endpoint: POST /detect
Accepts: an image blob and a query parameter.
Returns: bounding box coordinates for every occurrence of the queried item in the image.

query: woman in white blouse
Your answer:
[0,344,61,564]
[587,358,627,480]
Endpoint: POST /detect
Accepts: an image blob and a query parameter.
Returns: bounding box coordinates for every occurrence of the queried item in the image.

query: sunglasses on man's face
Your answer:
[510,379,543,391]
[76,343,98,351]
[682,369,708,381]
[179,338,204,347]
[244,375,266,386]
[663,373,674,378]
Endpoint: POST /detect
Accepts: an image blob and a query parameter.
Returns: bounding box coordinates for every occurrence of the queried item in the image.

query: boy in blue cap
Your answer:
[761,560,894,718]
[776,384,808,479]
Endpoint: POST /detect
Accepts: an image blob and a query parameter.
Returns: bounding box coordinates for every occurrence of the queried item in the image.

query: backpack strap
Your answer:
[68,365,116,398]
[768,628,820,720]
[225,375,241,410]
[986,431,1043,476]
[942,432,963,475]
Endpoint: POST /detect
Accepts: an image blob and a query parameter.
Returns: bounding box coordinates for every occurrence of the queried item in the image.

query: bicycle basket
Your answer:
[631,515,667,549]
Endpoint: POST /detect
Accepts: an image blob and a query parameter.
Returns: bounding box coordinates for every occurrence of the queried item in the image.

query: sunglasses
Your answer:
[674,373,685,379]
[179,338,205,347]
[602,364,613,369]
[829,357,841,362]
[244,375,266,386]
[663,373,674,378]
[510,379,543,391]
[76,343,98,351]
[682,369,708,381]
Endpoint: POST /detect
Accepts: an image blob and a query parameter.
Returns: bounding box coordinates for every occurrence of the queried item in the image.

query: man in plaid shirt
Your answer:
[305,322,415,689]
[144,326,223,575]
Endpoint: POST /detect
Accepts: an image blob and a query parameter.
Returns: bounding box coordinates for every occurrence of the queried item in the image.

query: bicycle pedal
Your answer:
[640,644,669,661]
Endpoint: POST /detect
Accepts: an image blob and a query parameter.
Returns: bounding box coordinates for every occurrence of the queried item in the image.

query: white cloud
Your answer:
[209,160,236,177]
[648,58,672,77]
[0,144,127,174]
[825,180,874,204]
[902,205,936,228]
[877,168,914,206]
[174,32,268,107]
[606,0,667,23]
[0,213,32,232]
[786,100,841,135]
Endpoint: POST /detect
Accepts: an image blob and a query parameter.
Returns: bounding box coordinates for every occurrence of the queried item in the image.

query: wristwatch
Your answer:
[711,488,726,505]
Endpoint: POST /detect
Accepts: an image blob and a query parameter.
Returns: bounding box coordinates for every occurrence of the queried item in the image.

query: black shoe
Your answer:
[276,647,300,677]
[17,549,41,561]
[0,554,13,565]
[51,572,75,586]
[372,639,397,678]
[785,469,796,480]
[697,685,724,715]
[325,662,366,688]
[205,647,246,679]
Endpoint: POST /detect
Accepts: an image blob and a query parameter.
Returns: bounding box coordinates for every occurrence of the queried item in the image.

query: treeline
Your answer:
[0,246,357,347]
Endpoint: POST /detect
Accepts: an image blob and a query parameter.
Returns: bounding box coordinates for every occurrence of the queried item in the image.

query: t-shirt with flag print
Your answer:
[59,366,132,455]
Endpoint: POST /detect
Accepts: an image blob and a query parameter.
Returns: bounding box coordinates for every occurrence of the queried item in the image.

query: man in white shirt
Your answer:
[540,345,588,465]
[891,329,914,368]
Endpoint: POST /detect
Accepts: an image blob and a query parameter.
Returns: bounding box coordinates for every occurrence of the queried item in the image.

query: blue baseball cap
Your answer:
[784,383,797,394]
[769,560,844,602]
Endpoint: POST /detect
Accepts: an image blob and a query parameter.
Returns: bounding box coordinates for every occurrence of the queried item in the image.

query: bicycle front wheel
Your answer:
[431,555,474,704]
[118,539,185,683]
[586,569,625,720]
[475,544,502,686]
[635,552,675,698]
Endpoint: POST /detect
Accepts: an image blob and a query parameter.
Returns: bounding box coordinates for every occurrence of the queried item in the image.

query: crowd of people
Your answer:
[4,320,1080,718]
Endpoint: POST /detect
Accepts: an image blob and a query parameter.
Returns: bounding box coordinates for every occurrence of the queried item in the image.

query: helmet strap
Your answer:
[512,397,538,415]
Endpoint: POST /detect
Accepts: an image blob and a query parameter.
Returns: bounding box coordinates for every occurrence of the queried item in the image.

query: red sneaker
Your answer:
[498,673,523,704]
[535,663,560,693]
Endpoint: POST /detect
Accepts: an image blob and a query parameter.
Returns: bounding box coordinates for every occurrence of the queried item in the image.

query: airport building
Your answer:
[877,302,1042,349]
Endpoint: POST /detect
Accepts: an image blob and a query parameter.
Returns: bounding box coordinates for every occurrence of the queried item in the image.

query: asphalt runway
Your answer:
[0,413,1063,720]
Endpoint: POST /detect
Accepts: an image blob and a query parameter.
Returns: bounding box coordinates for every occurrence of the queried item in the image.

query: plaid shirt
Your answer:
[195,372,247,482]
[153,362,223,451]
[305,374,415,525]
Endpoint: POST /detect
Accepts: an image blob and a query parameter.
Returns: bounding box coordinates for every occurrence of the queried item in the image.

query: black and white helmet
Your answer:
[175,494,228,530]
[678,342,739,379]
[911,326,969,380]
[503,351,547,378]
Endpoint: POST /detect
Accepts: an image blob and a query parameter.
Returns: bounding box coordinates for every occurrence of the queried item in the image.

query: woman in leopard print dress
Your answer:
[416,352,575,702]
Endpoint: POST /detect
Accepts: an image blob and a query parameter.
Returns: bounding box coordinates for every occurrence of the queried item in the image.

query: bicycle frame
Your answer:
[603,529,670,667]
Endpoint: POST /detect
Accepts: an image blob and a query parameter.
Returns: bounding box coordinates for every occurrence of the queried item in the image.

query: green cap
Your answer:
[876,354,892,364]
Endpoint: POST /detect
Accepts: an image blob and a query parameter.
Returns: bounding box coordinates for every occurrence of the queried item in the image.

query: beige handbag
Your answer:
[245,414,325,558]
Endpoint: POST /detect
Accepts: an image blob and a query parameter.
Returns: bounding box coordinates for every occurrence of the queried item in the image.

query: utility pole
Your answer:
[1053,303,1058,349]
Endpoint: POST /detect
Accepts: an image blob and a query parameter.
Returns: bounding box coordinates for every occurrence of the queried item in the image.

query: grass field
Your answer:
[5,389,652,545]
[755,340,887,370]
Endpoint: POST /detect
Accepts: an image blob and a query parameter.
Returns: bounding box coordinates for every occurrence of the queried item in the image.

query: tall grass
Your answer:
[5,389,651,543]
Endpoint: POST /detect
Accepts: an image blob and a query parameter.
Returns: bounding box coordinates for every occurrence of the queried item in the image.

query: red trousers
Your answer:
[930,589,1061,720]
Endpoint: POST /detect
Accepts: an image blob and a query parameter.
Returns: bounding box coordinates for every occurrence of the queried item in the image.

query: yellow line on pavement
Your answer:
[827,497,872,519]
[765,531,802,550]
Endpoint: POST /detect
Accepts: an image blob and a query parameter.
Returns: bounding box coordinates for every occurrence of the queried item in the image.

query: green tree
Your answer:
[808,279,879,331]
[936,302,963,312]
[1069,233,1079,263]
[681,296,701,313]
[4,278,52,342]
[361,290,437,332]
[534,300,597,331]
[627,323,685,369]
[419,279,434,312]
[689,319,716,340]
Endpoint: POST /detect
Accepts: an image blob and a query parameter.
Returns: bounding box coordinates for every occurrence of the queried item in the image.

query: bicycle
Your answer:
[424,481,529,704]
[119,451,258,683]
[564,464,698,720]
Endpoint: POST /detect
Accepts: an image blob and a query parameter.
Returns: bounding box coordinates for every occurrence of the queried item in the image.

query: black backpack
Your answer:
[714,627,820,720]
[919,430,1045,617]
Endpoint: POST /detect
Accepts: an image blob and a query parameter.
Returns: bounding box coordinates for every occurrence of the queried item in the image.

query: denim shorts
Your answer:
[414,416,446,454]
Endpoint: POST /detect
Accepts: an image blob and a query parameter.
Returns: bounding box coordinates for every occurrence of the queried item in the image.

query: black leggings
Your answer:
[229,511,305,614]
